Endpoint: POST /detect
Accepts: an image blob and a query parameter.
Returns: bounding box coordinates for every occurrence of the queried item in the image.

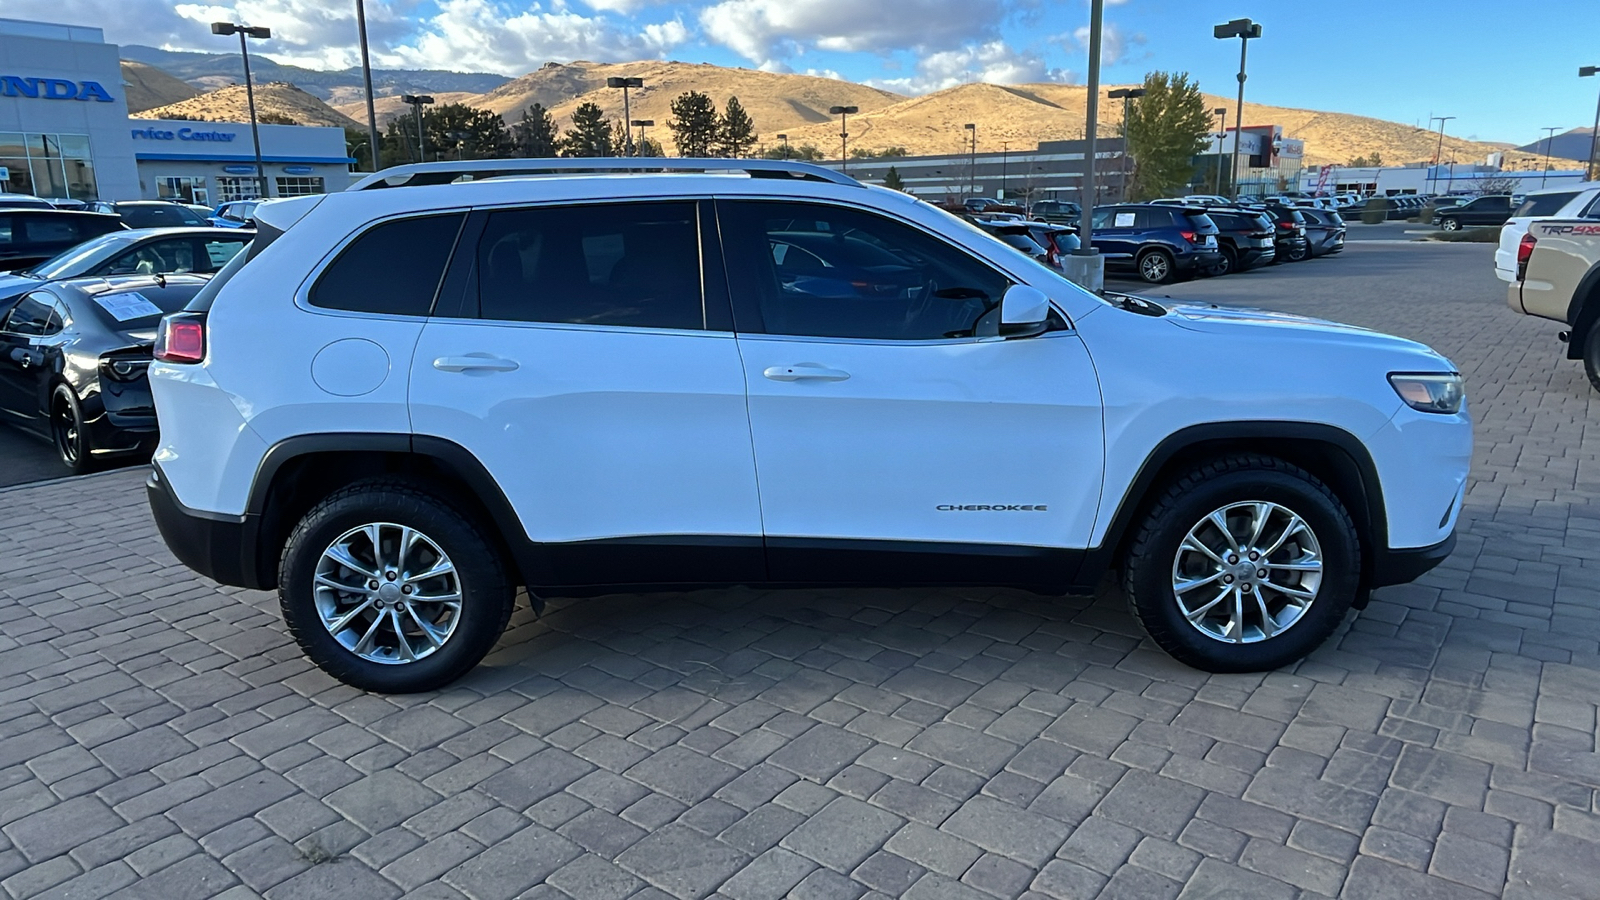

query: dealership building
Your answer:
[0,17,351,204]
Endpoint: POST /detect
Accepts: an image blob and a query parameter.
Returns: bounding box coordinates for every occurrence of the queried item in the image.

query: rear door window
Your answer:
[471,201,705,331]
[2,291,60,336]
[1514,193,1578,218]
[309,213,466,317]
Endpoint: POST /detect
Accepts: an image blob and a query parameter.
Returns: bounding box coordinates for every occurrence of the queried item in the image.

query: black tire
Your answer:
[51,384,97,475]
[278,478,515,693]
[1439,217,1461,232]
[1585,321,1600,395]
[1137,249,1175,284]
[1214,246,1236,276]
[1286,243,1309,262]
[1121,454,1360,673]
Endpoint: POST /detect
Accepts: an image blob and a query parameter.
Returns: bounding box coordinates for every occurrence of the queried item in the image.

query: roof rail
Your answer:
[345,157,861,191]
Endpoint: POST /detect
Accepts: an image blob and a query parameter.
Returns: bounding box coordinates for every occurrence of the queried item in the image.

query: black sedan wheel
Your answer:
[51,385,96,474]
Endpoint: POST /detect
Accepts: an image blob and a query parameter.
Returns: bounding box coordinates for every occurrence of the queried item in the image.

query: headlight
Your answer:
[1388,372,1464,414]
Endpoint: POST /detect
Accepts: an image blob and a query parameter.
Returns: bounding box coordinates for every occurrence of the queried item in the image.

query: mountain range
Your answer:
[119,48,1589,170]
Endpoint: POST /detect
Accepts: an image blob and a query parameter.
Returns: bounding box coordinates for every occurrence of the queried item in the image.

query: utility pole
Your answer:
[354,0,382,171]
[1001,141,1010,198]
[631,119,654,156]
[1541,126,1560,188]
[1214,18,1262,200]
[210,22,272,198]
[607,77,644,155]
[777,133,789,159]
[1429,116,1454,195]
[830,106,858,173]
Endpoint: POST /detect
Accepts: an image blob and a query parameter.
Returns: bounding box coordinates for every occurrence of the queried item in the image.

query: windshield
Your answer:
[119,204,209,228]
[24,232,136,279]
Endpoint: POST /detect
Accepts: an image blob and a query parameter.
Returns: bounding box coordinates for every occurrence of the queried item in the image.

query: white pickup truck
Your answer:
[1508,218,1600,391]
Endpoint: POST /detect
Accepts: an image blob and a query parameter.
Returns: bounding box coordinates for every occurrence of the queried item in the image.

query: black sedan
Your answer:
[0,228,251,308]
[0,275,207,473]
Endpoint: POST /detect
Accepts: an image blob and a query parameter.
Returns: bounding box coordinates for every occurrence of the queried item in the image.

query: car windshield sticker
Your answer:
[94,292,164,322]
[1114,212,1136,227]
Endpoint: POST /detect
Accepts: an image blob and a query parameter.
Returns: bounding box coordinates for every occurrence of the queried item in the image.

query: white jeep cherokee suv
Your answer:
[145,159,1471,693]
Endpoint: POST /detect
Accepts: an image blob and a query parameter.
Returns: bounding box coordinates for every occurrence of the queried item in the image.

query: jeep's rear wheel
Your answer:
[1122,455,1359,672]
[1584,321,1600,395]
[279,479,514,692]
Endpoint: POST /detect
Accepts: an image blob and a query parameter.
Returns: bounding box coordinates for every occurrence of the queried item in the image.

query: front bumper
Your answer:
[1372,533,1456,587]
[147,463,264,589]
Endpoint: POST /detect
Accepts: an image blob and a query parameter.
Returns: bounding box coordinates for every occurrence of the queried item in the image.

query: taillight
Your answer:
[1516,233,1536,281]
[154,312,207,364]
[1277,220,1292,230]
[1180,230,1197,243]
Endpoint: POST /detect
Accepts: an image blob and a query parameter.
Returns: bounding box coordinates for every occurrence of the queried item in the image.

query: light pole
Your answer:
[830,106,858,173]
[1213,107,1228,195]
[1541,126,1560,188]
[607,77,644,155]
[1070,0,1105,290]
[402,94,434,163]
[1001,141,1010,198]
[630,120,654,156]
[1428,116,1455,195]
[1108,87,1146,200]
[354,0,381,171]
[964,123,977,197]
[1214,18,1262,200]
[777,133,789,159]
[210,22,272,198]
[1581,66,1600,182]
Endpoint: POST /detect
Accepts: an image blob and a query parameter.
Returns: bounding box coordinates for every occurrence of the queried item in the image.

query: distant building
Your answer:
[1295,163,1589,196]
[815,139,1127,203]
[0,16,353,203]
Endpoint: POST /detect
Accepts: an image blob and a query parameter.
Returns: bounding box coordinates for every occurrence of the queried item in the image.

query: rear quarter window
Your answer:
[309,214,466,316]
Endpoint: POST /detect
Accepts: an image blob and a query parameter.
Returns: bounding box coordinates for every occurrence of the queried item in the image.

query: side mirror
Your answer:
[999,284,1051,337]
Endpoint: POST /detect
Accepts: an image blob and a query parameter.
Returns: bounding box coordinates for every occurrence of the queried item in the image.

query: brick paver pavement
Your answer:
[3,241,1599,899]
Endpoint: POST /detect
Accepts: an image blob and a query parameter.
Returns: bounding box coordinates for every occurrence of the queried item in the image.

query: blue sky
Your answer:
[9,0,1596,144]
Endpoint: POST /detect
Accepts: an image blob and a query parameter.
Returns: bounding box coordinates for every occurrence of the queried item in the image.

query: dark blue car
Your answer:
[1091,204,1223,284]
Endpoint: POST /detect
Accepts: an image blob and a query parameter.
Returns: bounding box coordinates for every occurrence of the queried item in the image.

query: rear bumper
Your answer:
[147,463,264,589]
[1372,533,1456,587]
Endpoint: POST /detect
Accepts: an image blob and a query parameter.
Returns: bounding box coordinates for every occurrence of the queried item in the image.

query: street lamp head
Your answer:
[243,26,271,38]
[1108,88,1147,99]
[1213,107,1227,115]
[1582,66,1600,78]
[402,94,435,106]
[630,119,654,127]
[776,133,788,140]
[829,106,858,115]
[607,77,644,88]
[1213,18,1261,39]
[964,123,975,130]
[210,22,236,35]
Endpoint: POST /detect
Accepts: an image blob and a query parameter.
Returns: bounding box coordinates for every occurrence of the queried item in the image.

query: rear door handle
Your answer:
[763,364,850,383]
[433,356,519,373]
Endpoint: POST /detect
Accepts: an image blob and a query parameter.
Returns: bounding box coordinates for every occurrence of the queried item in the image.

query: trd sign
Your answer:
[0,75,114,102]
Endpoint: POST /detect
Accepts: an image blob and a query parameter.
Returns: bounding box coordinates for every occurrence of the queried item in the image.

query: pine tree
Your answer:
[883,166,905,192]
[512,103,559,158]
[717,96,757,158]
[561,102,613,158]
[668,91,719,157]
[1122,71,1212,201]
[638,137,665,157]
[610,119,631,157]
[422,103,513,160]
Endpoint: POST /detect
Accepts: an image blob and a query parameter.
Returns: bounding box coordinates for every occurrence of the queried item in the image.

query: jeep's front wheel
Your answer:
[279,480,514,692]
[1122,455,1360,672]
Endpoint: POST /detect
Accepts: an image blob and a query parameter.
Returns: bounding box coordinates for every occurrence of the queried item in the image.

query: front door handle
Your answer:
[433,356,519,373]
[763,364,850,383]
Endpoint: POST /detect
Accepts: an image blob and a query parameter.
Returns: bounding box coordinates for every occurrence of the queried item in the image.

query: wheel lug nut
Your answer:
[1257,569,1268,579]
[1227,554,1238,564]
[401,585,412,594]
[1249,551,1259,561]
[1223,575,1234,584]
[368,580,379,589]
[1242,584,1253,592]
[386,571,397,581]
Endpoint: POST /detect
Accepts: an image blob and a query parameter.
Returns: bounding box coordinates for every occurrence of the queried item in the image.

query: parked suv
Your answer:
[147,159,1471,692]
[1028,200,1080,224]
[1091,204,1222,283]
[1198,207,1276,274]
[1261,203,1312,262]
[0,209,124,272]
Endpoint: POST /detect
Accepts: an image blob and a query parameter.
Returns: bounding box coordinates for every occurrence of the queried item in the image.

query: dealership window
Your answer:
[158,176,209,206]
[0,132,97,200]
[275,176,326,197]
[216,176,263,202]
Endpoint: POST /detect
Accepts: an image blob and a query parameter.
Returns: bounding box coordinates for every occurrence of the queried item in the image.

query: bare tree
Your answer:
[1476,174,1519,195]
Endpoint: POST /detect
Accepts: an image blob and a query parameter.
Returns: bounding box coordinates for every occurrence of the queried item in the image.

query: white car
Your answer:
[145,158,1472,692]
[1495,184,1600,282]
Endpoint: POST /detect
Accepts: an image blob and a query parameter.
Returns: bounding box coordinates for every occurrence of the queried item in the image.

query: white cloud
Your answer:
[1069,21,1147,66]
[375,0,689,74]
[869,40,1072,95]
[699,0,1008,68]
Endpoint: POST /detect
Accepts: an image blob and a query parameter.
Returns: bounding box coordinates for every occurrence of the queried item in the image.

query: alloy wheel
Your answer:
[1170,501,1323,644]
[1141,253,1170,282]
[314,522,463,664]
[53,397,81,466]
